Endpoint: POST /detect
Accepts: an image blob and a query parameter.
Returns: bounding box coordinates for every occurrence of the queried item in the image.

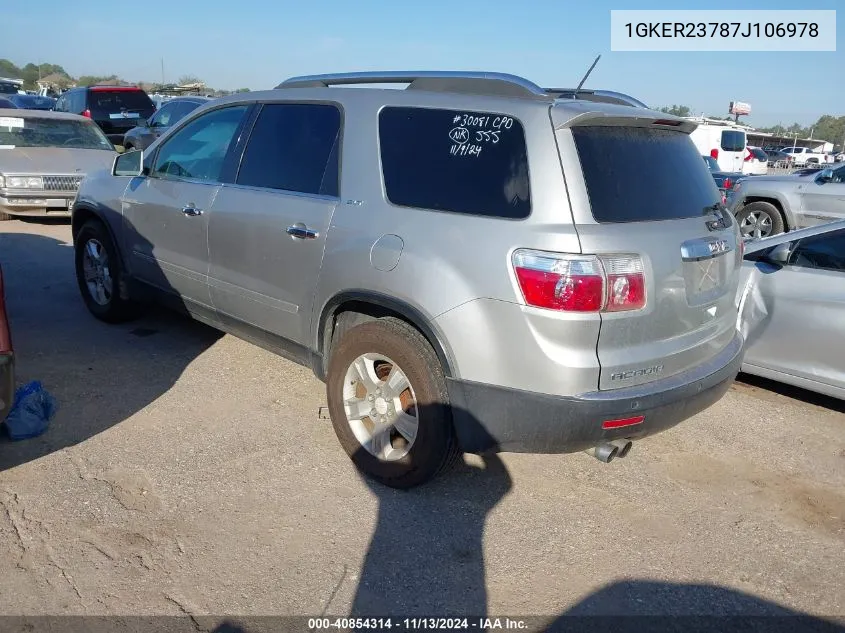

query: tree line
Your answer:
[0,59,250,94]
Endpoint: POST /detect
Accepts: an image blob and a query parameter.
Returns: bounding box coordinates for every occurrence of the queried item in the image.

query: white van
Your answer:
[688,120,747,172]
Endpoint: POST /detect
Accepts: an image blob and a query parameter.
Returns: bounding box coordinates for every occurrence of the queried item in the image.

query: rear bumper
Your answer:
[447,332,744,454]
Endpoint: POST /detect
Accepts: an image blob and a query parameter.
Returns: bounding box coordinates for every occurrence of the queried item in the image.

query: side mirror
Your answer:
[815,169,833,184]
[112,149,144,177]
[761,241,792,266]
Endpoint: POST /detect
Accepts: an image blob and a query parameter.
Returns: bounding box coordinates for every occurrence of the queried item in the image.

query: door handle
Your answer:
[182,205,202,217]
[286,223,319,240]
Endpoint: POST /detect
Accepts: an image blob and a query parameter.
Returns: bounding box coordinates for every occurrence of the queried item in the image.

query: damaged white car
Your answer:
[736,220,845,399]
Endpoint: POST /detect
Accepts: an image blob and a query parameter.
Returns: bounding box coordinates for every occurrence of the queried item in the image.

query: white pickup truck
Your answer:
[780,146,833,166]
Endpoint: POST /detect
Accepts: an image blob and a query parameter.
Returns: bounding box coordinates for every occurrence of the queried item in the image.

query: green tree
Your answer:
[235,87,250,93]
[658,104,692,117]
[0,59,22,78]
[76,74,120,86]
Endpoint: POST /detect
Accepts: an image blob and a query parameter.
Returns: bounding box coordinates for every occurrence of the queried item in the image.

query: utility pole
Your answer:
[161,58,165,86]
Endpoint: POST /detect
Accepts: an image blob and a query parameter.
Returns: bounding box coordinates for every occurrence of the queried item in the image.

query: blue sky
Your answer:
[3,0,842,126]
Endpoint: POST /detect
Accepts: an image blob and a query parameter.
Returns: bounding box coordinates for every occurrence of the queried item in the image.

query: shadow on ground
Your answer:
[0,224,221,471]
[206,405,844,633]
[736,372,845,414]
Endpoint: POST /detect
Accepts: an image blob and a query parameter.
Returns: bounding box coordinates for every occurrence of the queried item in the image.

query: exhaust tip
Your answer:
[616,440,633,458]
[586,443,619,463]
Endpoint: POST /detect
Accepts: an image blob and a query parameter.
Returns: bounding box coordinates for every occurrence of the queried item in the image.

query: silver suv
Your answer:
[72,71,744,488]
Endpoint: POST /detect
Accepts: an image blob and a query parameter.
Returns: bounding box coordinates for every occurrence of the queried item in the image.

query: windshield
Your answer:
[91,90,154,112]
[0,116,114,150]
[573,126,721,223]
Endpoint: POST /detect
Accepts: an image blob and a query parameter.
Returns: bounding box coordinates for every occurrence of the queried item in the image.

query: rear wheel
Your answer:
[326,318,460,489]
[736,201,784,239]
[74,219,140,323]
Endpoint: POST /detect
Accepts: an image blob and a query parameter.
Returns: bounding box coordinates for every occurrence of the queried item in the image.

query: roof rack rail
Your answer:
[277,71,549,99]
[546,88,649,109]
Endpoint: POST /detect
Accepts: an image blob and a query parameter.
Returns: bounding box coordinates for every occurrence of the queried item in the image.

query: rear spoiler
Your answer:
[545,88,649,109]
[551,102,698,135]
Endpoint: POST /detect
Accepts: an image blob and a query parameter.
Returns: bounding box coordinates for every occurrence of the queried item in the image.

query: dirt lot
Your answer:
[0,219,843,628]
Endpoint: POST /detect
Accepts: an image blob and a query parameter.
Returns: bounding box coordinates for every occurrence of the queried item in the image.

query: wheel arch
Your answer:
[315,291,458,382]
[71,204,131,278]
[738,196,792,231]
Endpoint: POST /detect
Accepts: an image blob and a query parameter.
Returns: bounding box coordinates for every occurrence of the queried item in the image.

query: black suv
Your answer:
[54,86,155,144]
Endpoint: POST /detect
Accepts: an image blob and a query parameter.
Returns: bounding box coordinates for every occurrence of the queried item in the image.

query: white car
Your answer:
[742,146,768,175]
[780,146,832,166]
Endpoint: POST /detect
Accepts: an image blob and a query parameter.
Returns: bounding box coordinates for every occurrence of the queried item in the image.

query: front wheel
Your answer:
[74,220,140,323]
[326,318,460,489]
[736,201,784,239]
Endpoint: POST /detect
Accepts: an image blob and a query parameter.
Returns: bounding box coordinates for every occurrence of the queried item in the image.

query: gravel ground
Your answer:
[0,219,842,630]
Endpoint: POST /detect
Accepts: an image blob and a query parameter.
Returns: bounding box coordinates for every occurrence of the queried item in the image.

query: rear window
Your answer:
[572,126,721,223]
[720,130,745,152]
[379,107,530,219]
[90,90,153,112]
[751,148,768,161]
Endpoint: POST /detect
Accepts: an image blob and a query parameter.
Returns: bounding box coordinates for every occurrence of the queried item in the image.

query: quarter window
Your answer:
[378,107,531,219]
[152,105,248,183]
[236,103,341,197]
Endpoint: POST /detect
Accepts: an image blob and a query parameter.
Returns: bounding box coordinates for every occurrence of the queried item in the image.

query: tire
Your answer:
[735,201,784,239]
[326,317,460,489]
[74,219,140,323]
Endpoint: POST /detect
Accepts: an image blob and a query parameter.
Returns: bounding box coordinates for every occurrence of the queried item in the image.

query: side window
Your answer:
[236,103,341,197]
[790,230,845,272]
[379,107,530,219]
[149,102,178,127]
[831,165,845,183]
[152,105,248,183]
[73,91,85,113]
[721,130,745,152]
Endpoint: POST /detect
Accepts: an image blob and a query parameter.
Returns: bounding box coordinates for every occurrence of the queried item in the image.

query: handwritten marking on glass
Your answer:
[450,143,483,157]
[449,127,470,145]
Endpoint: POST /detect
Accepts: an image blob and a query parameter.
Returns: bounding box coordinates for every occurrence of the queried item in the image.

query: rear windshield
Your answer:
[572,126,721,223]
[720,130,745,152]
[751,148,768,161]
[0,116,114,150]
[90,90,153,112]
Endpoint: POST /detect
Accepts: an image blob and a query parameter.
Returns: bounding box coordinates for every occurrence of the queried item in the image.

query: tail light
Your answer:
[512,250,646,313]
[710,149,719,160]
[723,178,733,190]
[82,109,91,118]
[744,149,753,162]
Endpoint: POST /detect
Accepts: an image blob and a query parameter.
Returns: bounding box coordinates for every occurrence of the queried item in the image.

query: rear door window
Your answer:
[721,130,745,152]
[379,107,531,219]
[572,126,721,223]
[236,103,341,197]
